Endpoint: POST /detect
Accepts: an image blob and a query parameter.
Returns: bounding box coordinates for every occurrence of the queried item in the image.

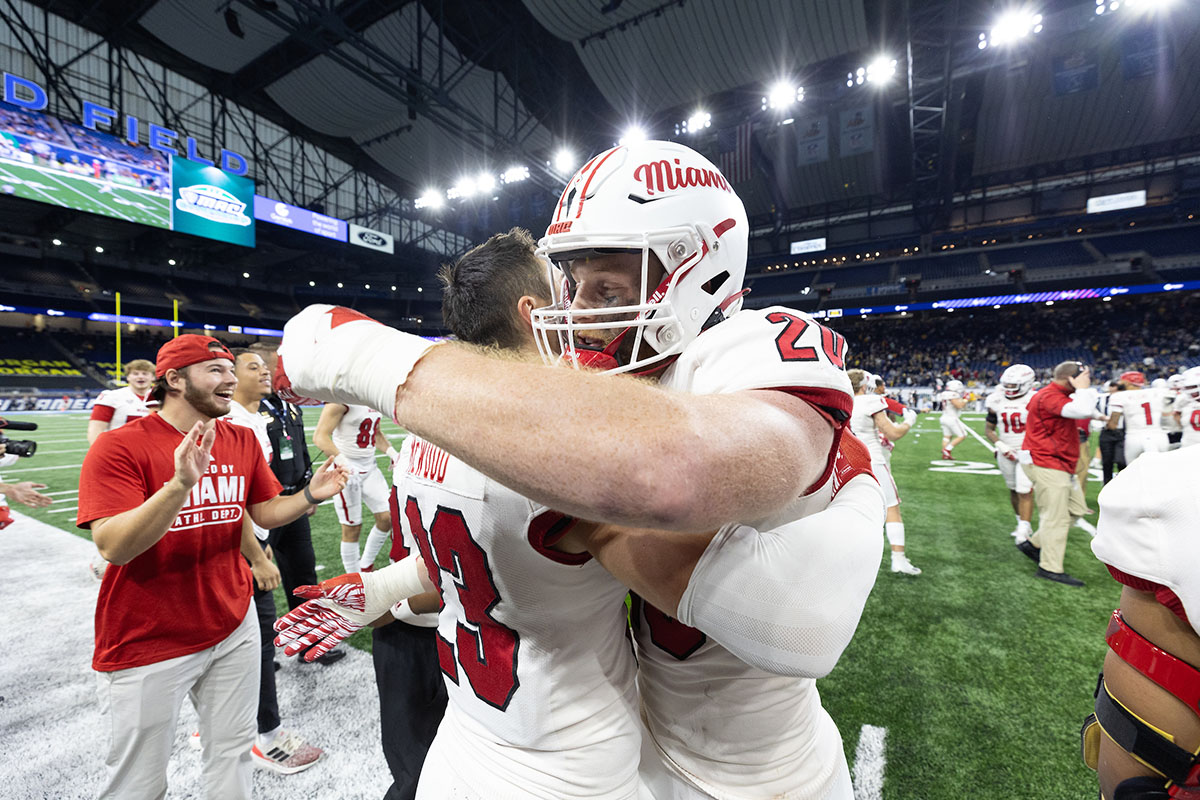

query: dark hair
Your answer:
[229,347,255,360]
[438,227,551,349]
[248,342,277,354]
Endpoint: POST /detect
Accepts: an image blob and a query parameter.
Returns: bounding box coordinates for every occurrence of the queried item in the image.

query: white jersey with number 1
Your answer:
[1111,388,1165,435]
[399,436,642,800]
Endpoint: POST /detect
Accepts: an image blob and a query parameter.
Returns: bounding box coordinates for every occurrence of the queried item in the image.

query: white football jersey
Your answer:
[938,390,962,422]
[1178,398,1200,448]
[1092,447,1200,637]
[398,436,641,799]
[1110,388,1167,435]
[850,394,889,462]
[90,385,153,430]
[984,390,1033,449]
[637,306,860,799]
[331,403,382,464]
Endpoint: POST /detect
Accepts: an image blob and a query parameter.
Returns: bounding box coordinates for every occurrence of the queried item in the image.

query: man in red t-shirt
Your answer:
[1017,361,1106,586]
[77,335,347,800]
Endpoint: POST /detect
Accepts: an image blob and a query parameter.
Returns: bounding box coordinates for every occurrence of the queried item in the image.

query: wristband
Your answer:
[303,483,318,505]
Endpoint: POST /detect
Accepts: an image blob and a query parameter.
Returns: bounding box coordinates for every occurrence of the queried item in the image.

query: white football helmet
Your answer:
[945,379,965,394]
[1151,377,1168,390]
[1179,367,1200,402]
[531,140,749,373]
[1167,373,1185,395]
[999,364,1035,399]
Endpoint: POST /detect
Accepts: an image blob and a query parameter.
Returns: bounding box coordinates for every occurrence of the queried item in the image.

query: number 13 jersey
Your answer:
[397,435,641,800]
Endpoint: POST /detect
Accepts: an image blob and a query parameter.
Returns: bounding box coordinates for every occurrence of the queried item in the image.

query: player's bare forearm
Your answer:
[579,522,717,614]
[91,477,191,564]
[86,420,108,446]
[395,345,834,531]
[985,421,1000,444]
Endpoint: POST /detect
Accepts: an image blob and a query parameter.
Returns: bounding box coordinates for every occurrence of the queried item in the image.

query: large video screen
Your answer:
[0,102,254,246]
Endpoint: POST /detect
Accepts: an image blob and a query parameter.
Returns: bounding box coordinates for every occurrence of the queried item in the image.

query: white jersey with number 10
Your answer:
[984,390,1033,450]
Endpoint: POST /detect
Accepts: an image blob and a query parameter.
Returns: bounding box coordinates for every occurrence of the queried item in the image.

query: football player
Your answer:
[1106,372,1170,465]
[937,379,968,459]
[1174,367,1200,449]
[86,358,156,445]
[85,358,157,578]
[985,364,1036,543]
[1082,446,1200,800]
[274,140,885,799]
[313,402,396,574]
[1162,373,1185,450]
[849,369,920,574]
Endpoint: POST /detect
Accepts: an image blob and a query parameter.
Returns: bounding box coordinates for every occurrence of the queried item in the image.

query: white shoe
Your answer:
[891,555,922,575]
[1074,518,1097,537]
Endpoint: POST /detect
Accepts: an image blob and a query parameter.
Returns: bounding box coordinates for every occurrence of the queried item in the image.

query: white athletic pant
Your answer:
[1124,432,1169,466]
[95,600,259,800]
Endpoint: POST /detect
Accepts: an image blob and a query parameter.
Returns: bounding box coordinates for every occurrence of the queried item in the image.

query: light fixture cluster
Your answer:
[1096,0,1175,15]
[847,57,897,87]
[982,9,1043,48]
[674,111,712,136]
[415,161,539,210]
[761,82,804,111]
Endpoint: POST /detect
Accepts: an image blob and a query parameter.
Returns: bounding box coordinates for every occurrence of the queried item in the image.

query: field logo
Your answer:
[175,184,251,226]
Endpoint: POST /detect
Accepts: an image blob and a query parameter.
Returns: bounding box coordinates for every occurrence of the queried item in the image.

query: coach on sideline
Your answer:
[1017,361,1107,587]
[76,334,347,800]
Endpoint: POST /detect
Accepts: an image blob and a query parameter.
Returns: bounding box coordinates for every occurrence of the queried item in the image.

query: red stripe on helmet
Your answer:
[712,217,737,238]
[575,146,623,220]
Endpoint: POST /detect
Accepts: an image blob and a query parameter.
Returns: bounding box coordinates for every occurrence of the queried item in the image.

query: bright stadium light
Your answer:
[95,246,104,253]
[242,272,250,278]
[677,110,712,135]
[500,165,530,184]
[619,126,647,146]
[986,9,1043,47]
[51,238,61,246]
[415,189,443,210]
[866,57,897,84]
[447,177,477,200]
[168,259,176,266]
[762,82,803,111]
[553,149,575,173]
[476,173,496,193]
[337,282,344,288]
[309,280,315,287]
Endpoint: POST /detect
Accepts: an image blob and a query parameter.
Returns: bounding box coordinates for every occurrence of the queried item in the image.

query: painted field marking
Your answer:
[852,724,887,800]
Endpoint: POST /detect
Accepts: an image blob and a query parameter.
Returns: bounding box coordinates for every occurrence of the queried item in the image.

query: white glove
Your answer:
[275,304,444,419]
[902,408,917,426]
[994,441,1017,461]
[273,555,432,661]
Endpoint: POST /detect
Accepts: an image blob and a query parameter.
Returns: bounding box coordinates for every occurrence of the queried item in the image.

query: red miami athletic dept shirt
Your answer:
[78,414,282,671]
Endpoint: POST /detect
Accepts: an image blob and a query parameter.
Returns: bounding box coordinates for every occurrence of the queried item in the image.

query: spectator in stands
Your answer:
[76,335,347,800]
[226,348,325,774]
[1016,361,1107,587]
[245,342,342,665]
[0,441,52,530]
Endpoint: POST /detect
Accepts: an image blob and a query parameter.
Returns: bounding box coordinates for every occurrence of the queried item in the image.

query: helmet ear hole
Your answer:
[701,271,730,296]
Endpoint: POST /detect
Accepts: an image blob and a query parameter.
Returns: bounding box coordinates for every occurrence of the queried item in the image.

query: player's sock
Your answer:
[359,526,389,571]
[340,541,360,575]
[1015,519,1032,542]
[885,521,905,548]
[257,726,281,750]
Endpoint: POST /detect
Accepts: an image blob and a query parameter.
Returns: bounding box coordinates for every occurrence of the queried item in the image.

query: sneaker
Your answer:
[1074,518,1098,537]
[890,555,922,575]
[188,732,201,751]
[359,564,374,573]
[251,730,324,775]
[300,647,347,666]
[941,449,953,460]
[1035,568,1085,587]
[88,559,108,581]
[1016,539,1041,562]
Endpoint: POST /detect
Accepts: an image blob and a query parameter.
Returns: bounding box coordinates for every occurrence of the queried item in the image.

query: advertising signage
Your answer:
[253,195,348,241]
[171,160,255,247]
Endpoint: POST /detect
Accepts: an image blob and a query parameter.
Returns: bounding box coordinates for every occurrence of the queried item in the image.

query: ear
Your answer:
[516,295,538,330]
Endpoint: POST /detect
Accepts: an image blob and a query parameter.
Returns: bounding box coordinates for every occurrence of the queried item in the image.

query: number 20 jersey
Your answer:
[640,306,863,799]
[396,436,641,799]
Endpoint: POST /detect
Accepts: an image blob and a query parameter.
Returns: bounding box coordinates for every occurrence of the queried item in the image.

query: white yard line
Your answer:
[852,724,888,800]
[962,422,996,453]
[47,506,78,514]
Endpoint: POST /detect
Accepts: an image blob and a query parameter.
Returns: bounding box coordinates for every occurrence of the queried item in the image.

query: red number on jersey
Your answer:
[1000,411,1025,434]
[765,312,845,367]
[404,497,520,710]
[356,417,380,448]
[1190,409,1200,432]
[632,595,706,660]
[1141,402,1153,426]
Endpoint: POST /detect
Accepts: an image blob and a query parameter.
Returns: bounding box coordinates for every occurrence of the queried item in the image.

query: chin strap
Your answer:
[1107,610,1200,718]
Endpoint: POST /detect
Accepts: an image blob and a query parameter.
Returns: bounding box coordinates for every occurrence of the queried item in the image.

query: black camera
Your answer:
[0,418,38,458]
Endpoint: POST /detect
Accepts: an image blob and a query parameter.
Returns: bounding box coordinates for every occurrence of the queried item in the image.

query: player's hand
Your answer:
[1069,364,1092,390]
[174,420,215,489]
[274,555,432,661]
[275,304,443,416]
[306,457,348,503]
[902,408,918,427]
[252,558,281,592]
[994,441,1018,461]
[5,481,50,507]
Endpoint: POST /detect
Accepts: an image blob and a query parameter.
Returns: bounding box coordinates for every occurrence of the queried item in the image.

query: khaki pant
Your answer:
[1023,463,1089,573]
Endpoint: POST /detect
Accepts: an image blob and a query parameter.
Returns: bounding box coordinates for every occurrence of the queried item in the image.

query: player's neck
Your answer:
[159,398,213,433]
[232,387,263,412]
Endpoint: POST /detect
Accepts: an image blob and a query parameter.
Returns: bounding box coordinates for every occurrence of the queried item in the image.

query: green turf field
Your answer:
[0,158,170,228]
[2,410,1115,799]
